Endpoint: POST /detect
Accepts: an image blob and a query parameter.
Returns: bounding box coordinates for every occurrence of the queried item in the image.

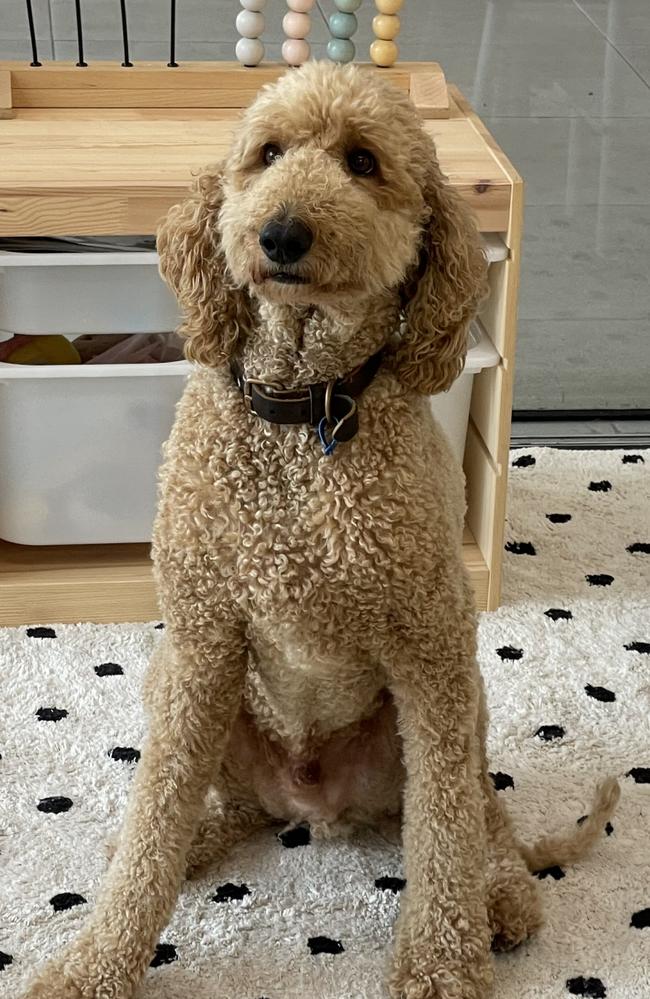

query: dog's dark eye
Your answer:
[347,148,377,176]
[262,143,283,167]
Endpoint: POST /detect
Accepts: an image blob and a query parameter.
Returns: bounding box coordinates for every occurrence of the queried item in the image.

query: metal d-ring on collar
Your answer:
[230,349,383,456]
[318,389,357,456]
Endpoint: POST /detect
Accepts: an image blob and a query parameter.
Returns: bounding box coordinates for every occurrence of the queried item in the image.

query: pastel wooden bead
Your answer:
[282,37,310,64]
[286,0,314,11]
[240,0,266,11]
[373,13,400,39]
[236,9,265,38]
[282,10,310,38]
[236,36,265,65]
[374,0,403,13]
[335,0,362,10]
[329,11,357,38]
[327,37,355,63]
[370,38,398,66]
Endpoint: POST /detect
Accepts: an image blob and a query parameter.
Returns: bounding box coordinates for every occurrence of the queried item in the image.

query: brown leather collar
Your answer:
[230,349,384,453]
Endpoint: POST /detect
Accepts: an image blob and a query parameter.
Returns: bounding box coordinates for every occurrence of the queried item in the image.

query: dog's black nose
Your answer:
[259,217,313,264]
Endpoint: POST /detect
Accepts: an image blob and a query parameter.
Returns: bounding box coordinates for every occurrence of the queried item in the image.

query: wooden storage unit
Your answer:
[0,62,522,625]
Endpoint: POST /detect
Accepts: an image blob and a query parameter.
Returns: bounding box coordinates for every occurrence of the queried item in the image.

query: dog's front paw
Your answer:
[389,945,494,999]
[21,937,134,999]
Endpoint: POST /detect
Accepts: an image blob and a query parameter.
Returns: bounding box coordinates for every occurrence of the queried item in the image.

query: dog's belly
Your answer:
[222,690,404,826]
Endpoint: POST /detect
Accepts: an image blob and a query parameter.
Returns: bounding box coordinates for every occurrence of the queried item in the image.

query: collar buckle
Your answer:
[242,377,283,415]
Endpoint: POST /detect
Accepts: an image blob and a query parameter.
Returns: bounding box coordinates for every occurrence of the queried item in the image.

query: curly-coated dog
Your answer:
[22,62,619,999]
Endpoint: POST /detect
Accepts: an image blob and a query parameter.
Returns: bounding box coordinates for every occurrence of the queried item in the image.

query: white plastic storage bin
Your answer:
[0,321,499,546]
[0,243,179,336]
[429,321,500,463]
[0,359,188,545]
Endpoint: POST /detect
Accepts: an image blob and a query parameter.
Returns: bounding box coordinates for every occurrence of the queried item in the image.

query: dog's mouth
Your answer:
[265,270,309,285]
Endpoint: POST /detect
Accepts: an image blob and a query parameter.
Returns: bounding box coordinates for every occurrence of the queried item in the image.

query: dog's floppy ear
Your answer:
[157,165,252,367]
[389,143,488,395]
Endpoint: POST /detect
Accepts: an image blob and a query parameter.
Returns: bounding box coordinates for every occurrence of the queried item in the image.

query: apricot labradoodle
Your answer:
[22,62,618,999]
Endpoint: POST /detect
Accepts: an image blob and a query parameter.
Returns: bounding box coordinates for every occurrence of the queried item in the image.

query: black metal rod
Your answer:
[119,0,132,66]
[168,0,178,67]
[75,0,87,66]
[514,408,650,422]
[25,0,41,66]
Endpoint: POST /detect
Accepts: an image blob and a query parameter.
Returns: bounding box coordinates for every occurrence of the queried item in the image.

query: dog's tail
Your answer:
[518,777,620,872]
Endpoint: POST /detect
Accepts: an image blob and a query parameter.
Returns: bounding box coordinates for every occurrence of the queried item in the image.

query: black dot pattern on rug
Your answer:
[95,662,124,677]
[307,936,345,956]
[586,574,614,587]
[566,976,606,998]
[625,641,650,654]
[212,883,251,903]
[26,626,56,639]
[496,645,523,662]
[536,725,565,742]
[279,825,311,848]
[622,454,644,464]
[0,952,13,972]
[36,707,68,722]
[546,513,572,524]
[150,943,178,967]
[627,542,650,554]
[545,608,573,621]
[512,454,536,468]
[505,541,537,556]
[50,892,87,912]
[109,747,140,764]
[626,767,650,784]
[154,622,165,630]
[588,480,612,493]
[37,796,72,814]
[490,771,515,791]
[630,908,650,929]
[585,685,616,703]
[374,876,406,894]
[535,865,565,881]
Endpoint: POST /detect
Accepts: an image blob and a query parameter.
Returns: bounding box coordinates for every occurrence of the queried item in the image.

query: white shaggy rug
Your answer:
[1,446,649,999]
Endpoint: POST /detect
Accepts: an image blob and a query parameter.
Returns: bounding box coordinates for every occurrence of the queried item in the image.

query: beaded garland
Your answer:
[326,0,361,64]
[282,0,315,66]
[235,0,405,69]
[370,0,402,66]
[235,0,266,66]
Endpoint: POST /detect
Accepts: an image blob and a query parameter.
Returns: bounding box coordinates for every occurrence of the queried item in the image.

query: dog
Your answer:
[21,61,619,999]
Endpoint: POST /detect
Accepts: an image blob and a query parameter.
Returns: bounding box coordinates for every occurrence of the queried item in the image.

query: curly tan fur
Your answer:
[21,62,618,999]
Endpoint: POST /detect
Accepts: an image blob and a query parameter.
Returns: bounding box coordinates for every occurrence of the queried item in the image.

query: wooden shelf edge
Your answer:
[0,60,449,118]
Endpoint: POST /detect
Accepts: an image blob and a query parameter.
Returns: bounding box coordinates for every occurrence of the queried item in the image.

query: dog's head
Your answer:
[158,61,487,393]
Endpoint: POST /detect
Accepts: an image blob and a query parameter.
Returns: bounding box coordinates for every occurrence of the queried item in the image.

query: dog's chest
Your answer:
[215,424,403,616]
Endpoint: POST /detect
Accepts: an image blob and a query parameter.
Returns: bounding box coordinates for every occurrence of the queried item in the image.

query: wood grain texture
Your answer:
[485,178,523,609]
[0,116,511,235]
[0,69,13,118]
[408,66,450,118]
[5,61,448,116]
[456,81,523,610]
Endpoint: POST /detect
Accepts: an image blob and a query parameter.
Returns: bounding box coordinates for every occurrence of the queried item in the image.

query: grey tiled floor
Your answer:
[1,0,649,411]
